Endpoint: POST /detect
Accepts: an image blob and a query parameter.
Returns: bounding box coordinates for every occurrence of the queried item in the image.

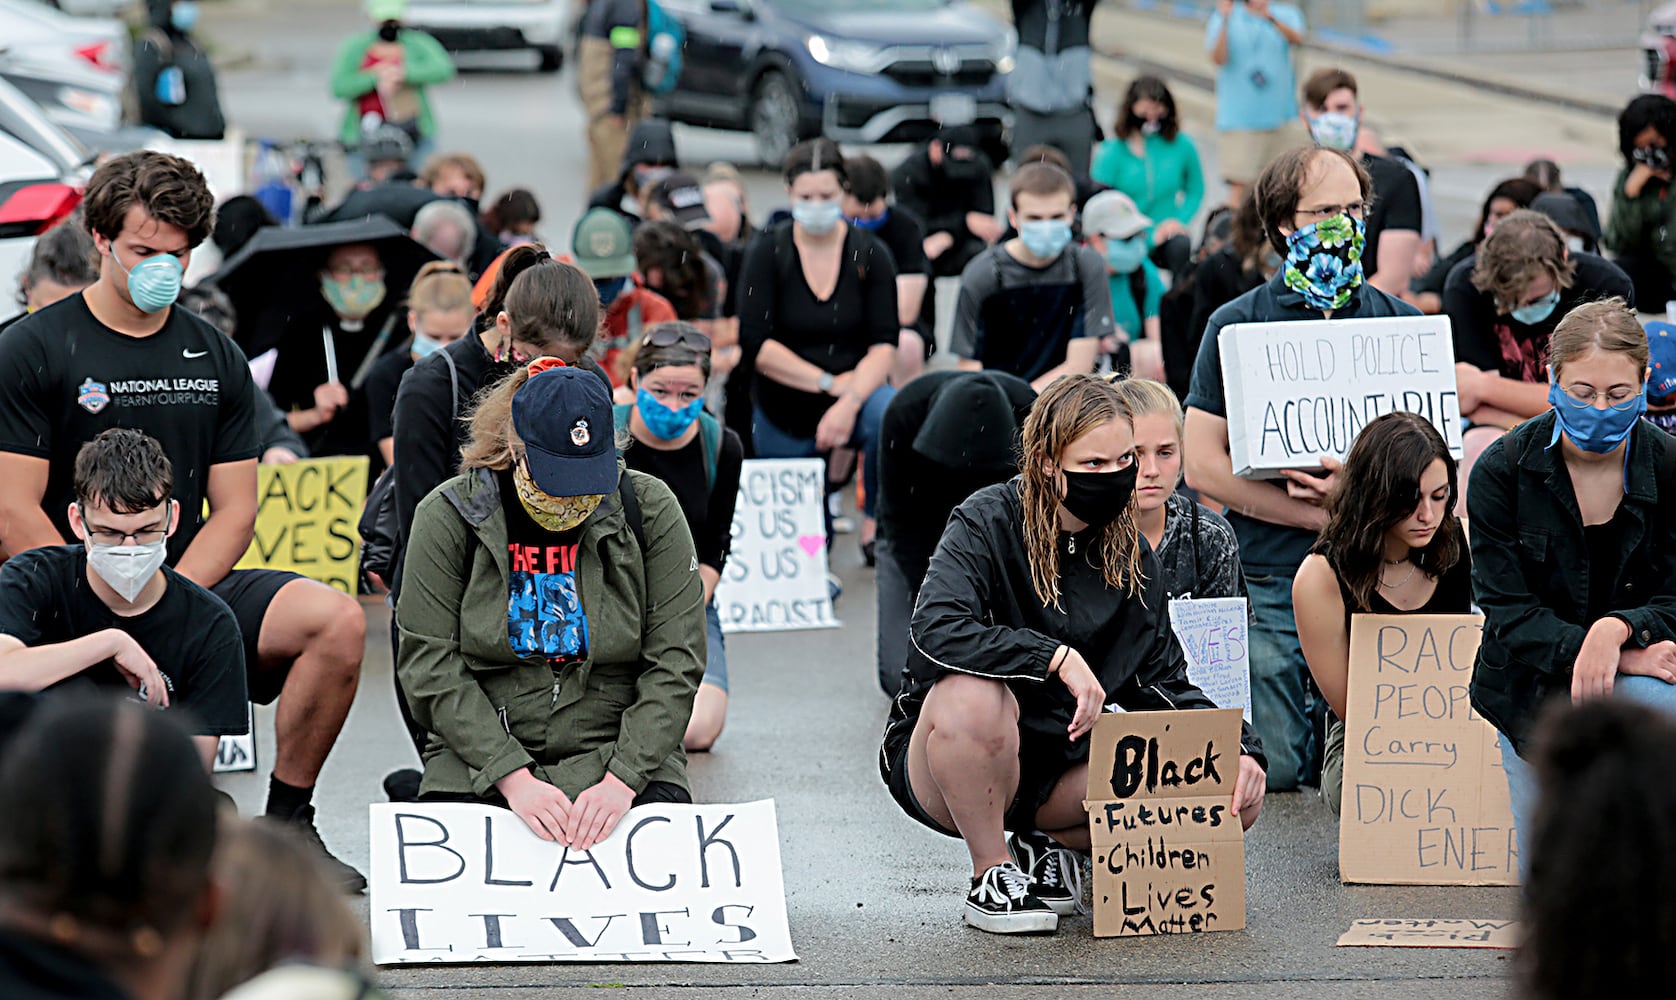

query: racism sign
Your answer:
[714,459,839,634]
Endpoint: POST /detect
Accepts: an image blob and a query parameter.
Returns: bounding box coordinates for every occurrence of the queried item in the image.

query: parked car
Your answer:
[0,0,130,80]
[0,128,85,323]
[39,0,133,17]
[404,0,576,73]
[653,0,1013,166]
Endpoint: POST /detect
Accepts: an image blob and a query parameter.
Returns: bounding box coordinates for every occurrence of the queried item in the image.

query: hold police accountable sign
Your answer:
[1217,315,1463,477]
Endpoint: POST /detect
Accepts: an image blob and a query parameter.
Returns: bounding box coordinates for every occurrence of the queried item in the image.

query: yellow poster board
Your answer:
[233,456,369,594]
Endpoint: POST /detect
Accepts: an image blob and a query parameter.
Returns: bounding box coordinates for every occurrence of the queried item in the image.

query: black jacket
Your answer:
[133,0,225,140]
[0,929,129,1000]
[890,150,995,243]
[886,480,1265,765]
[1468,413,1676,756]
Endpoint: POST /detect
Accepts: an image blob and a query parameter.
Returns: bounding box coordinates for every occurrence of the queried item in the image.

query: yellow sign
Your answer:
[234,456,369,594]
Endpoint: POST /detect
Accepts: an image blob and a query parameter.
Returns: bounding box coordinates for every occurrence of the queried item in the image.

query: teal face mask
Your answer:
[1104,235,1149,274]
[1509,290,1560,326]
[112,247,183,314]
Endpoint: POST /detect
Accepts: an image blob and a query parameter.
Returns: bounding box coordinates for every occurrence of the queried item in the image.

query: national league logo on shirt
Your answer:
[77,378,110,415]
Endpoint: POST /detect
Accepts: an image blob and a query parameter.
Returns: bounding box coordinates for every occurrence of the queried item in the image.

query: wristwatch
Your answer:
[818,372,836,395]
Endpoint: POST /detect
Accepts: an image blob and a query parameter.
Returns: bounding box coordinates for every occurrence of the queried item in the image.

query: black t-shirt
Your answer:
[869,208,928,277]
[365,347,416,445]
[496,467,589,669]
[736,223,899,438]
[1585,509,1630,624]
[1361,153,1422,282]
[0,294,260,564]
[0,546,248,736]
[622,422,744,572]
[1444,252,1636,382]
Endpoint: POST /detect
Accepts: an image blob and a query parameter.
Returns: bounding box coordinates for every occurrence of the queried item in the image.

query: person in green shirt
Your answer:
[1090,75,1204,280]
[330,0,456,177]
[1605,94,1676,309]
[1082,191,1166,381]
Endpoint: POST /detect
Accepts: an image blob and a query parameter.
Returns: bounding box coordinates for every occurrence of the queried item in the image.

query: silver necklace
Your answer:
[1379,561,1417,589]
[1067,535,1077,554]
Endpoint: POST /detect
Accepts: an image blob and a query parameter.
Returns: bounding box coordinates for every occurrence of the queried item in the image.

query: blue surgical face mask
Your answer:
[792,199,843,236]
[112,247,183,314]
[1509,289,1560,326]
[1547,380,1647,454]
[1309,111,1359,152]
[171,0,199,32]
[848,209,889,232]
[1019,219,1073,259]
[1104,235,1148,274]
[595,276,629,305]
[636,386,704,440]
[410,332,445,359]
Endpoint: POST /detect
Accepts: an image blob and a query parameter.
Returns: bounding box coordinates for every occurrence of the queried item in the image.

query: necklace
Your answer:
[1379,561,1417,589]
[1067,535,1077,555]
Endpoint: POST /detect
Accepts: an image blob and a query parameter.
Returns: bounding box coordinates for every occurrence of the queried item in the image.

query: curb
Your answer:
[1109,1,1623,118]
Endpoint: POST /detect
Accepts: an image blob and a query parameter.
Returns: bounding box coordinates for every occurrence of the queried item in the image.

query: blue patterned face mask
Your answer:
[635,387,703,440]
[1282,214,1365,311]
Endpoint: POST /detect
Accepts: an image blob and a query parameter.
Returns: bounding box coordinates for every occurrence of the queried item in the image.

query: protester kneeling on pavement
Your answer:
[1468,297,1676,863]
[880,374,1266,935]
[397,359,706,848]
[615,323,744,752]
[1292,412,1472,816]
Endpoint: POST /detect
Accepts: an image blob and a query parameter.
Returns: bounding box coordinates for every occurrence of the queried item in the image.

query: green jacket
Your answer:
[395,466,705,800]
[1605,166,1676,280]
[329,29,456,145]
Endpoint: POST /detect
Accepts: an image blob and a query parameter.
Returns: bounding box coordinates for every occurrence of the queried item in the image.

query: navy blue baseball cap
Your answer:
[511,363,619,497]
[1648,321,1676,408]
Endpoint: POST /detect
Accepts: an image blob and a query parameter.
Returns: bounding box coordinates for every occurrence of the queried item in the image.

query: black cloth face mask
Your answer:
[1060,465,1137,530]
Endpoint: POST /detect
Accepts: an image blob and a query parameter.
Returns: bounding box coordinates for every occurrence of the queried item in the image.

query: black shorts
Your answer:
[210,568,302,704]
[881,720,1076,838]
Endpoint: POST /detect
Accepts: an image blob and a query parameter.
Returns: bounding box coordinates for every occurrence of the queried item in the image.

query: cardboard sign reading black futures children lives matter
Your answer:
[714,459,838,634]
[368,801,796,964]
[1084,709,1246,937]
[1218,315,1463,477]
[1339,615,1517,886]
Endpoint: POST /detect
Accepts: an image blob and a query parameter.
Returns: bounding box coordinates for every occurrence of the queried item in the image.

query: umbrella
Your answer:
[203,216,442,361]
[315,183,438,229]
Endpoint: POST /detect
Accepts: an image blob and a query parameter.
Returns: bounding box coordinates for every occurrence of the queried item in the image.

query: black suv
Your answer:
[653,0,1014,165]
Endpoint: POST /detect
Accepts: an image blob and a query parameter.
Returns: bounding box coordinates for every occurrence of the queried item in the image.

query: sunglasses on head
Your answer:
[642,327,712,352]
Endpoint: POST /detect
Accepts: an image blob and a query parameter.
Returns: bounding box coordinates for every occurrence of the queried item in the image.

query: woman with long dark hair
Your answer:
[880,374,1265,935]
[1293,411,1472,814]
[1091,75,1204,278]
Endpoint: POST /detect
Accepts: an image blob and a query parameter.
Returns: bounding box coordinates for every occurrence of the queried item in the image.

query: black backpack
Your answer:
[359,349,461,584]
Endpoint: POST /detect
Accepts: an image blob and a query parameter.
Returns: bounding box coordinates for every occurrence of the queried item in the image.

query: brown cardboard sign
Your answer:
[1338,615,1518,886]
[1085,709,1246,937]
[1336,918,1519,949]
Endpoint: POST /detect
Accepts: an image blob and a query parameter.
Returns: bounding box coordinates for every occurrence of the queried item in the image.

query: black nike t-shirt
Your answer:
[0,546,249,736]
[0,294,261,564]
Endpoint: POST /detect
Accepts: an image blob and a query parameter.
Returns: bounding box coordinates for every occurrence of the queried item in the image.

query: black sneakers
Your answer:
[277,805,368,894]
[964,861,1058,934]
[1009,830,1083,916]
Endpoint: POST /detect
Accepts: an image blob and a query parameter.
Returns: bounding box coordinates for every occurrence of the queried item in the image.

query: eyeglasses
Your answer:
[1561,383,1643,409]
[1295,201,1367,223]
[325,264,385,280]
[79,506,168,546]
[642,327,712,352]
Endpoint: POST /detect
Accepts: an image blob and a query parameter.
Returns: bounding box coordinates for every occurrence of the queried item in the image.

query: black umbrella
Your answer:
[203,216,441,361]
[315,184,438,229]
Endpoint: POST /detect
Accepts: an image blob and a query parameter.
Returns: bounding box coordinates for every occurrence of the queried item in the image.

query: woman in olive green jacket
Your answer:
[396,359,705,849]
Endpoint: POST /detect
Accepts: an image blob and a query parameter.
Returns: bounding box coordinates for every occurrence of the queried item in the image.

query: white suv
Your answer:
[404,0,576,73]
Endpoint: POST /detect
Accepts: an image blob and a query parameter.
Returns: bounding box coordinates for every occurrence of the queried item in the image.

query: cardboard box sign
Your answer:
[1216,315,1463,478]
[1338,615,1518,886]
[1084,709,1246,937]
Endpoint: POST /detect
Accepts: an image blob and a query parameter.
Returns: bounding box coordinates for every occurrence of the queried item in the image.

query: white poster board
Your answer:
[1168,598,1252,723]
[369,801,797,965]
[1218,315,1463,478]
[714,459,839,634]
[212,707,256,774]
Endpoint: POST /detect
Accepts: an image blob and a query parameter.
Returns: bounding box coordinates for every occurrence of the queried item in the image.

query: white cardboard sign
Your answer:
[1168,598,1252,723]
[714,459,839,634]
[1217,315,1463,477]
[369,801,797,965]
